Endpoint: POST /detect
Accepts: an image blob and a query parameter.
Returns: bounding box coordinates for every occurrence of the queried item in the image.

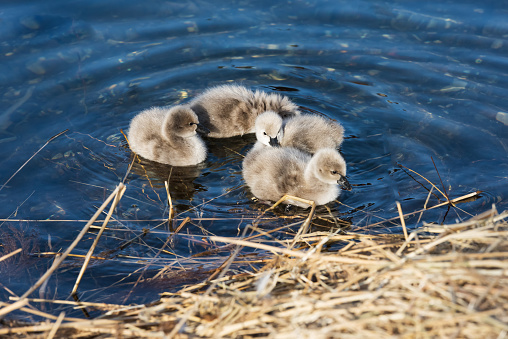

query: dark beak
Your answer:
[269,137,279,147]
[196,124,210,135]
[338,176,352,191]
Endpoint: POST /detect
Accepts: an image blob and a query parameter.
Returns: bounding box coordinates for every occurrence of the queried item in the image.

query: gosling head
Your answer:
[162,105,209,139]
[255,111,283,147]
[312,148,352,191]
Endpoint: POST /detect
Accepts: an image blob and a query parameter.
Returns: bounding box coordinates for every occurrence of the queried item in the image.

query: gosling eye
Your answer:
[331,170,338,175]
[263,132,267,135]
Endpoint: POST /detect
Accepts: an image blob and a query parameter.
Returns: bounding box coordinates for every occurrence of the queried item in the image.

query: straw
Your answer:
[396,201,408,241]
[0,129,68,193]
[1,207,506,338]
[0,183,126,319]
[0,248,22,263]
[71,183,127,295]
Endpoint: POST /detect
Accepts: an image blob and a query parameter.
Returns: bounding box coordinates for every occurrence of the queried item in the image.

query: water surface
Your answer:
[1,0,507,319]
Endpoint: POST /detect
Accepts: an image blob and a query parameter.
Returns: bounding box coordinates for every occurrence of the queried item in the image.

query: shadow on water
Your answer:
[1,0,508,319]
[130,157,207,201]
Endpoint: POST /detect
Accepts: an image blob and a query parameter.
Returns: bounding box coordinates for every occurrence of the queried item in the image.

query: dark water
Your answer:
[1,0,508,319]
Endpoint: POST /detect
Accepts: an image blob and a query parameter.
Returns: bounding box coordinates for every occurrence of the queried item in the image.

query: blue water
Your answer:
[1,0,508,319]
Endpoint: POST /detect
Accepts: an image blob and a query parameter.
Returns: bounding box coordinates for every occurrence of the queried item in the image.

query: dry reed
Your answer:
[1,202,506,338]
[0,150,504,337]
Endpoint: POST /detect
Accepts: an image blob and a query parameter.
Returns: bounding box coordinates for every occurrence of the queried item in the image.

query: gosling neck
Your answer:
[162,125,186,146]
[304,155,322,185]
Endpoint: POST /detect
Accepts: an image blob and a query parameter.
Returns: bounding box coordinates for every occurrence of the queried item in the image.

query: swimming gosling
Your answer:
[189,84,300,138]
[253,112,345,154]
[242,147,352,208]
[127,105,208,166]
[281,114,345,153]
[253,111,283,151]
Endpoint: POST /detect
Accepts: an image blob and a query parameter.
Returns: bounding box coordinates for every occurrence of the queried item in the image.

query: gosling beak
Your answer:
[269,137,279,147]
[196,124,210,135]
[338,176,352,191]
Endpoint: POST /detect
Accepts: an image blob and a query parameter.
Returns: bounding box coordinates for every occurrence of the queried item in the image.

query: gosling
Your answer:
[252,111,283,152]
[253,112,345,154]
[281,114,345,153]
[127,105,208,166]
[242,147,352,208]
[189,84,300,138]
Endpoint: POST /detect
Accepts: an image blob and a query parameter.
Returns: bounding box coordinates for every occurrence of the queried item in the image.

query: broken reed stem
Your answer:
[8,297,122,310]
[119,129,130,147]
[8,183,125,309]
[36,252,106,260]
[395,230,417,257]
[263,194,317,249]
[0,129,68,193]
[431,156,451,203]
[396,201,408,241]
[367,191,480,228]
[397,163,448,201]
[424,186,434,210]
[291,202,316,249]
[210,236,387,266]
[0,217,287,223]
[71,184,127,295]
[121,157,135,184]
[164,180,174,222]
[0,298,29,318]
[0,248,22,263]
[417,186,435,225]
[0,301,82,323]
[46,311,65,339]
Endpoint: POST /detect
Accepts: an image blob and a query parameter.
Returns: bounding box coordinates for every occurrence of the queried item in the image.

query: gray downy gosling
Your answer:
[242,147,352,208]
[127,105,208,166]
[281,114,345,153]
[189,84,300,138]
[253,112,345,154]
[252,111,283,152]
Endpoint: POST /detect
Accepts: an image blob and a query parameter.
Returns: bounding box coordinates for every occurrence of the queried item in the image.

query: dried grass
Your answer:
[1,203,506,338]
[0,146,505,338]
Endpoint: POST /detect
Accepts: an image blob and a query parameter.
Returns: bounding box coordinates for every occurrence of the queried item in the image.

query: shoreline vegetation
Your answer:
[0,140,506,337]
[0,183,506,337]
